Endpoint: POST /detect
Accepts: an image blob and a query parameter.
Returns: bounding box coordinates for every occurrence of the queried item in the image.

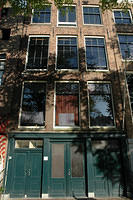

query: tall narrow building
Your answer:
[0,0,133,199]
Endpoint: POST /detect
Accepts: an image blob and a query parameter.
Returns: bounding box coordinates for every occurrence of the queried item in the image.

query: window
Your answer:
[19,82,46,127]
[83,6,101,24]
[55,82,79,127]
[88,83,114,127]
[85,37,107,70]
[58,6,76,26]
[0,29,11,40]
[114,10,132,24]
[32,7,51,23]
[26,36,49,70]
[126,74,133,114]
[57,37,78,70]
[0,53,6,85]
[118,35,133,60]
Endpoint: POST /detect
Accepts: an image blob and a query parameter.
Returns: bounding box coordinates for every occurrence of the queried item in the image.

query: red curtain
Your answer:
[56,95,79,126]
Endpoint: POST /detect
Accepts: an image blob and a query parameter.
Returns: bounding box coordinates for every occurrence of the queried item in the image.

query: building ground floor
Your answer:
[3,132,129,199]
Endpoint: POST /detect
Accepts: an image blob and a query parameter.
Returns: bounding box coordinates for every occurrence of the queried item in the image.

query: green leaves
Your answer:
[0,0,132,15]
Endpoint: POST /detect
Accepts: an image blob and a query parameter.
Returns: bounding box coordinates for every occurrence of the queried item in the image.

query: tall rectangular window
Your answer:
[85,37,107,70]
[55,82,79,127]
[114,10,132,24]
[26,37,49,70]
[58,6,76,26]
[57,37,78,69]
[32,7,51,23]
[126,74,133,114]
[83,6,101,24]
[0,53,6,85]
[118,35,133,59]
[88,83,114,127]
[20,82,46,127]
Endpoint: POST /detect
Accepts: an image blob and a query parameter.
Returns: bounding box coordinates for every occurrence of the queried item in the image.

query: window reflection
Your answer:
[88,83,114,126]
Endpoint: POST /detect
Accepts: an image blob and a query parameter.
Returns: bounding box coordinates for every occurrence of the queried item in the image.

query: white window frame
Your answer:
[54,81,80,130]
[18,81,47,129]
[117,33,133,61]
[82,5,103,26]
[57,5,77,27]
[0,54,6,86]
[56,35,79,71]
[25,35,50,71]
[126,72,133,123]
[31,7,51,24]
[87,81,116,129]
[84,36,109,72]
[113,9,132,24]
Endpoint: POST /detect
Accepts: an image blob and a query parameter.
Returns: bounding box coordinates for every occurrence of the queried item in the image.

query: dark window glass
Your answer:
[83,7,101,24]
[88,83,114,126]
[27,37,49,69]
[85,38,107,70]
[57,37,78,69]
[20,82,46,126]
[32,7,51,23]
[56,83,79,126]
[118,35,133,59]
[2,29,11,40]
[126,74,133,113]
[58,6,76,26]
[114,10,131,24]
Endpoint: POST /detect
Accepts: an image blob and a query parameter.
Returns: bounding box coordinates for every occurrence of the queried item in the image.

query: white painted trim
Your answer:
[18,81,47,129]
[55,35,79,71]
[57,5,77,27]
[53,81,80,129]
[84,36,109,71]
[113,9,133,24]
[82,5,103,25]
[87,81,116,128]
[25,35,50,71]
[126,72,133,124]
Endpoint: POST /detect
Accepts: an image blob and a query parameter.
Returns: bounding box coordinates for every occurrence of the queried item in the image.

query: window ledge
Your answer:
[83,24,104,26]
[89,126,116,130]
[54,126,80,130]
[18,126,46,130]
[30,23,51,25]
[86,69,109,72]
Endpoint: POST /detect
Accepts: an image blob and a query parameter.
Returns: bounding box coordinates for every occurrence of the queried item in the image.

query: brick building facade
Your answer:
[0,0,133,199]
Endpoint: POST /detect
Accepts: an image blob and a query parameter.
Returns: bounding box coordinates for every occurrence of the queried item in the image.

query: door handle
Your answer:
[68,169,71,176]
[24,169,27,176]
[27,169,31,176]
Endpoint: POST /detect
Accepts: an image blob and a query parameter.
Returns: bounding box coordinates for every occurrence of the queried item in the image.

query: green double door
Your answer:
[49,142,86,197]
[11,149,42,198]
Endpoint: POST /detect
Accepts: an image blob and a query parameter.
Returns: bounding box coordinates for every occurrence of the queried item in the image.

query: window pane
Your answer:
[20,82,46,126]
[52,144,64,178]
[56,83,79,126]
[32,7,51,23]
[71,144,83,177]
[114,10,131,24]
[58,6,76,26]
[88,83,114,126]
[27,37,49,69]
[83,7,101,24]
[85,38,107,70]
[15,140,43,148]
[57,37,78,69]
[118,35,133,59]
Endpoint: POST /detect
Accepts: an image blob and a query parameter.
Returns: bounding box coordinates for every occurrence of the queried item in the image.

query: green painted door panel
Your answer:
[27,151,43,197]
[10,150,42,198]
[11,152,27,198]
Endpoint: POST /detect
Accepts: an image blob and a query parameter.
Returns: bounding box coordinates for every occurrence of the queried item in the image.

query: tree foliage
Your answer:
[0,0,132,15]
